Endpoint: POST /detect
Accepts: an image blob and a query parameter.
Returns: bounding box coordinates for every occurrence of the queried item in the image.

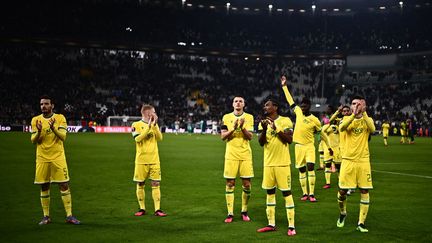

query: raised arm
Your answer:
[339,114,355,132]
[363,112,376,133]
[153,124,163,141]
[281,76,295,106]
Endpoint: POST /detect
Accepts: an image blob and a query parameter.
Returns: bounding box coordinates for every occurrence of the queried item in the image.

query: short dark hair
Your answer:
[40,95,53,104]
[265,97,279,107]
[301,97,311,105]
[351,95,365,101]
[342,105,350,110]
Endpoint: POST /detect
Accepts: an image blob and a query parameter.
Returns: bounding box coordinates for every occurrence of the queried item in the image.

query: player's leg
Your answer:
[134,164,147,216]
[239,159,254,221]
[295,145,308,200]
[337,159,354,228]
[276,166,296,236]
[59,182,80,224]
[357,163,373,232]
[224,159,239,222]
[149,164,166,216]
[318,142,324,170]
[35,162,51,225]
[383,135,388,146]
[257,188,277,232]
[323,160,332,189]
[306,145,317,202]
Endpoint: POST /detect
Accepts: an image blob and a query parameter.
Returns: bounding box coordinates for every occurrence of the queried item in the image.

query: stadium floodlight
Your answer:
[244,57,248,60]
[181,0,186,4]
[312,4,316,10]
[379,6,386,10]
[288,9,295,12]
[333,8,339,12]
[186,3,192,7]
[209,5,215,9]
[299,9,306,13]
[321,8,327,12]
[226,2,230,8]
[256,57,260,61]
[244,7,249,11]
[341,84,345,88]
[399,1,404,7]
[268,4,273,10]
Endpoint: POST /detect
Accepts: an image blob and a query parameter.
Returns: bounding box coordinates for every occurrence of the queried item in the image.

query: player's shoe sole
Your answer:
[300,195,308,201]
[38,216,51,225]
[357,224,369,233]
[241,212,251,222]
[154,210,167,217]
[65,216,81,225]
[134,209,146,216]
[224,215,233,223]
[336,214,346,228]
[287,228,296,236]
[257,226,276,233]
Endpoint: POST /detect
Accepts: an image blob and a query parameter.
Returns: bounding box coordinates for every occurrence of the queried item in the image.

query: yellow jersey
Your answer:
[322,124,340,149]
[292,106,321,145]
[258,116,293,166]
[382,123,390,134]
[132,120,163,164]
[31,113,67,163]
[222,112,254,160]
[339,117,348,154]
[339,114,375,163]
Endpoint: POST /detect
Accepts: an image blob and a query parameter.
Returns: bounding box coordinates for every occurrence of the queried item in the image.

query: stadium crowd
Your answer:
[1,46,431,136]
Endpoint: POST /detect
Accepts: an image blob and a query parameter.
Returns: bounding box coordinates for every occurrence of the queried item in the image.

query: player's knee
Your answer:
[360,189,368,194]
[339,189,347,196]
[307,163,315,171]
[59,182,69,191]
[335,164,341,171]
[226,180,235,188]
[242,179,251,188]
[319,151,324,155]
[41,183,50,191]
[151,180,160,187]
[299,166,307,173]
[282,190,291,197]
[267,188,276,195]
[138,182,145,186]
[325,162,332,168]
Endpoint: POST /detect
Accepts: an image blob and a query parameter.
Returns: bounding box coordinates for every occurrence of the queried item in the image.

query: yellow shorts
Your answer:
[134,164,161,182]
[224,159,254,179]
[325,147,341,163]
[262,166,291,191]
[295,144,315,168]
[34,161,69,184]
[338,160,373,190]
[400,130,406,136]
[383,132,388,138]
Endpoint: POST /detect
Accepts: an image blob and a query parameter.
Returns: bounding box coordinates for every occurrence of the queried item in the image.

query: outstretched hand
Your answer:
[280,75,287,86]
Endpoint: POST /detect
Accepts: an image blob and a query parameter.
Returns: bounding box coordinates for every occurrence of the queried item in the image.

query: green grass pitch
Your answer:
[0,132,431,242]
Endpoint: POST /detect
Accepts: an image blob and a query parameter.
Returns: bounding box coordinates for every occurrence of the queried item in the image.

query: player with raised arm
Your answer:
[221,96,254,223]
[31,95,80,225]
[336,96,375,233]
[281,76,328,202]
[256,98,296,236]
[132,104,167,217]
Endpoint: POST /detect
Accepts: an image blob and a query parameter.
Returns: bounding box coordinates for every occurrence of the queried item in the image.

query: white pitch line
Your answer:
[372,170,432,179]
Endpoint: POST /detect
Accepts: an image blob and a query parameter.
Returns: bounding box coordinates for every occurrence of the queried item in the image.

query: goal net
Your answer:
[107,116,141,127]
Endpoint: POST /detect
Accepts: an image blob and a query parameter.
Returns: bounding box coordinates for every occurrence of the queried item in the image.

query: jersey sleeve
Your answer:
[59,115,67,131]
[246,114,254,131]
[314,117,322,132]
[131,122,139,138]
[293,106,302,117]
[31,117,37,134]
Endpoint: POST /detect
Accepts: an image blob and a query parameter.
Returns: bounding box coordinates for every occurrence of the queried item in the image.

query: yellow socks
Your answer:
[384,138,388,146]
[152,185,161,211]
[325,164,332,184]
[284,195,295,228]
[308,171,316,196]
[60,189,72,217]
[40,190,50,217]
[266,194,276,226]
[136,184,145,210]
[299,172,307,195]
[225,185,234,215]
[241,186,251,212]
[359,193,370,225]
[337,191,347,215]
